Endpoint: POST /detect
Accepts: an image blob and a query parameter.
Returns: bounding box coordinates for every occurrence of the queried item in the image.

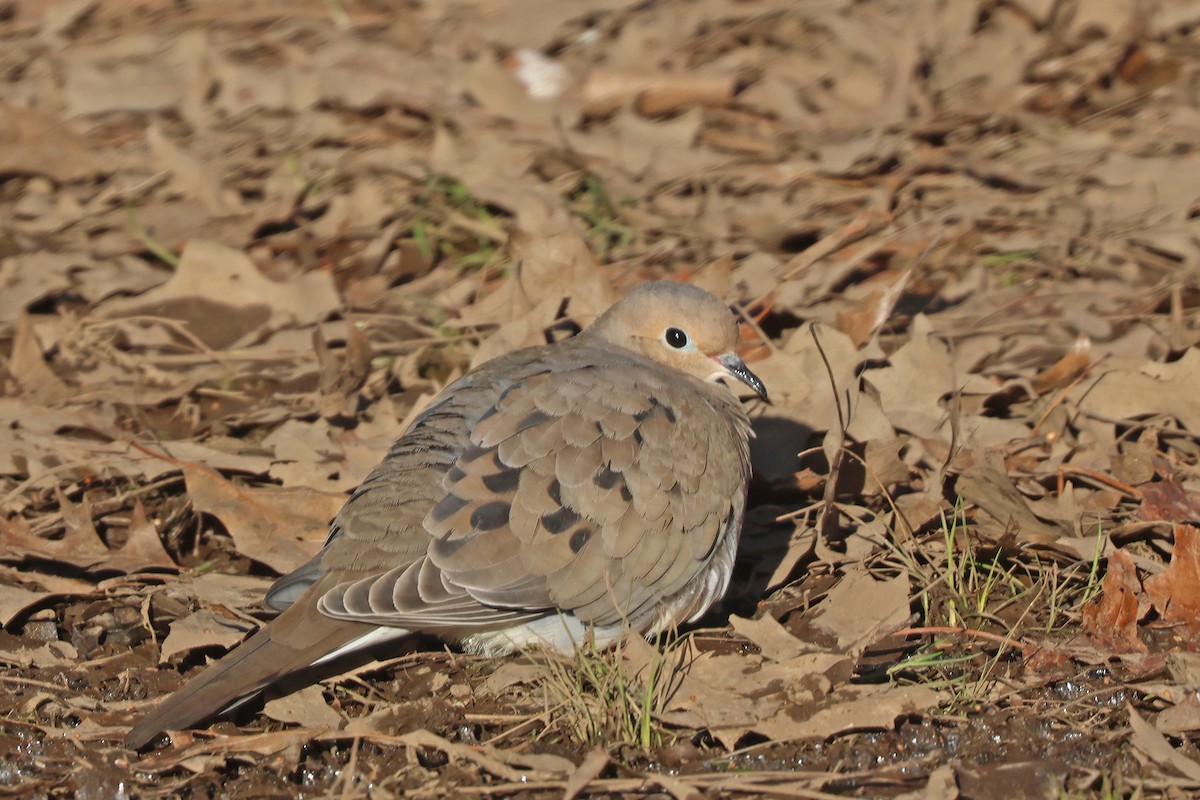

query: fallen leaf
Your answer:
[755,683,944,744]
[159,608,255,663]
[728,613,829,662]
[100,239,340,347]
[262,684,342,731]
[1138,479,1200,523]
[0,583,48,627]
[1081,548,1147,654]
[1128,705,1200,783]
[1145,524,1200,644]
[1073,350,1200,435]
[183,464,345,574]
[94,500,177,574]
[809,567,912,654]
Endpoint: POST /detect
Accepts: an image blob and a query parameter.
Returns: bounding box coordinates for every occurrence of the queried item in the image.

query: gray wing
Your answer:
[317,356,752,635]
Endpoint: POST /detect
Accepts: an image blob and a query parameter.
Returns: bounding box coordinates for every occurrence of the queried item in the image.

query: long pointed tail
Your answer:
[124,605,374,750]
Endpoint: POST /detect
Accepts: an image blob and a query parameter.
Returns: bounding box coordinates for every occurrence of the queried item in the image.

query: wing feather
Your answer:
[318,348,752,639]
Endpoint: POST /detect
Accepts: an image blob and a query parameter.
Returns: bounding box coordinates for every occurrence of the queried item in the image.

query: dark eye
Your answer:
[665,327,688,349]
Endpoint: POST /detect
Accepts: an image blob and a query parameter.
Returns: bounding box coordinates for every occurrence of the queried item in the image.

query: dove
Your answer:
[124,280,767,749]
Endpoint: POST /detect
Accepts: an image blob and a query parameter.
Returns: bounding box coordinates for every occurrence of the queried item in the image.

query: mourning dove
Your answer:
[124,280,766,749]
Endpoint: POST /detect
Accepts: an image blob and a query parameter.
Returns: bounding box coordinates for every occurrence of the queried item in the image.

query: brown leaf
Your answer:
[100,240,340,348]
[93,500,177,574]
[581,70,735,116]
[1127,705,1200,783]
[262,684,342,731]
[1138,480,1200,523]
[1081,548,1147,654]
[809,567,912,654]
[955,449,1067,544]
[1072,350,1200,435]
[1145,524,1200,644]
[0,499,109,570]
[10,315,69,402]
[728,613,827,662]
[0,582,50,627]
[1030,335,1091,394]
[0,105,110,182]
[754,683,943,744]
[183,464,345,574]
[159,608,255,663]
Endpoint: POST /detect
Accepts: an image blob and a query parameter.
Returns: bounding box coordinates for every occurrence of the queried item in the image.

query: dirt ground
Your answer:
[4,0,1200,797]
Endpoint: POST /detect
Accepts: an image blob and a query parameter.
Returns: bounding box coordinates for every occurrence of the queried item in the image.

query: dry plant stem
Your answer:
[786,210,887,281]
[86,316,227,369]
[732,303,778,354]
[838,446,915,539]
[337,736,361,800]
[0,675,73,693]
[0,458,114,509]
[1056,465,1140,499]
[810,325,846,540]
[482,709,557,746]
[890,625,1034,657]
[748,210,890,310]
[30,475,184,536]
[455,778,854,799]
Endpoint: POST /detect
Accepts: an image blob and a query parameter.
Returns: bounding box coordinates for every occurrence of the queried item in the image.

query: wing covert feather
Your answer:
[318,344,752,636]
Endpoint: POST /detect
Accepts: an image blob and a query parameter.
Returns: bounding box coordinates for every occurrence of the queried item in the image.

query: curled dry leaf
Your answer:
[1081,548,1148,655]
[1030,334,1091,394]
[581,70,735,116]
[1145,524,1200,645]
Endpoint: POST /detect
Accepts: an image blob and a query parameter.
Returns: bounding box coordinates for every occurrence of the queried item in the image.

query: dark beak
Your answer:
[717,354,769,403]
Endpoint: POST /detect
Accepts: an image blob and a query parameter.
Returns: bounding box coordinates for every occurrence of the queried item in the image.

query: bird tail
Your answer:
[123,607,375,750]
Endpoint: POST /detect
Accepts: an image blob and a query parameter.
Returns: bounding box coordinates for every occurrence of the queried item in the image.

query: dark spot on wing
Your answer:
[619,484,633,502]
[547,479,562,506]
[461,443,491,463]
[569,527,593,553]
[633,397,676,424]
[477,406,499,423]
[482,467,521,494]
[446,466,466,484]
[593,465,621,489]
[430,493,469,523]
[542,505,580,534]
[516,408,554,433]
[496,383,521,405]
[633,429,643,445]
[470,501,511,531]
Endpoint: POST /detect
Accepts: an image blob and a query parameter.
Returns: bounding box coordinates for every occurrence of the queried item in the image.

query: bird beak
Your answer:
[716,354,769,402]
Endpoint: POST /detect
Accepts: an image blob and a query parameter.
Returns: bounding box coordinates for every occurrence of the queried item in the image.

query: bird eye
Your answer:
[664,327,689,349]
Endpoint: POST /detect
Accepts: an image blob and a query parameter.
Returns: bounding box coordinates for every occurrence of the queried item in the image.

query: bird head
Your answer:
[587,281,769,402]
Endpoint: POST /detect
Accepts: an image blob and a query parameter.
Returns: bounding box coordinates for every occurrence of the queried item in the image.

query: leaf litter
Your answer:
[4,0,1200,797]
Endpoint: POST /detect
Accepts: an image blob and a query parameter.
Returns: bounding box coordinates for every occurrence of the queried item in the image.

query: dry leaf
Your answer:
[183,464,345,574]
[1081,548,1147,655]
[262,684,342,731]
[1145,524,1200,644]
[159,608,255,663]
[809,567,912,654]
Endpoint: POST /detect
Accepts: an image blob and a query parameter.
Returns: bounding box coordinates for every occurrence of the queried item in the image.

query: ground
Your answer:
[2,0,1200,797]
